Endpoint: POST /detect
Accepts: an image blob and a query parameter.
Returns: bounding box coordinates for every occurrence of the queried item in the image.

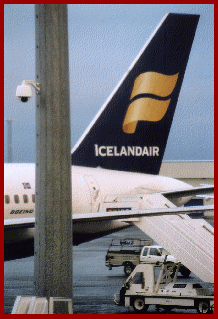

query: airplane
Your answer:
[4,13,214,256]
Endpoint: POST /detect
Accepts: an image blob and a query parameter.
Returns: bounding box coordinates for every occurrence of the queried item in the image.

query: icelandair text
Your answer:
[94,145,159,157]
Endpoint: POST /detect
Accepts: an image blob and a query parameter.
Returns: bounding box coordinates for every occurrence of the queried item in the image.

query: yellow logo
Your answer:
[122,72,179,134]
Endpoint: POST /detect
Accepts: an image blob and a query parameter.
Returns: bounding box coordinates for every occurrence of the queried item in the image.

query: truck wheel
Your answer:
[124,263,134,276]
[180,267,191,278]
[133,298,148,313]
[196,300,210,314]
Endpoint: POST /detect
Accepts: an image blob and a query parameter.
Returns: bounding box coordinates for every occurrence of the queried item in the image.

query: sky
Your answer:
[4,4,214,163]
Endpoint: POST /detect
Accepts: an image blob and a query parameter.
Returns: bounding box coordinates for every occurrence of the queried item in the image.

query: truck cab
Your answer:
[140,245,191,278]
[140,245,176,264]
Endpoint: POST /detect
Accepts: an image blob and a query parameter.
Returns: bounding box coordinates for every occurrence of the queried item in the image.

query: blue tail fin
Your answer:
[71,13,200,174]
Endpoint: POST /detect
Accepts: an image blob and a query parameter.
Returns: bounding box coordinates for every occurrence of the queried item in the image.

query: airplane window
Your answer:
[32,194,35,203]
[5,195,10,204]
[23,195,29,203]
[14,195,20,204]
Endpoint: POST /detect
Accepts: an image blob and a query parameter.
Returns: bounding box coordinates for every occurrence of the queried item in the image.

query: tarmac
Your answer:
[4,222,214,314]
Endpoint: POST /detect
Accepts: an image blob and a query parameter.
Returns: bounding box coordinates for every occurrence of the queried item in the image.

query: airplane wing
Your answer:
[195,194,214,200]
[73,205,214,223]
[161,185,214,199]
[4,205,214,229]
[4,218,35,229]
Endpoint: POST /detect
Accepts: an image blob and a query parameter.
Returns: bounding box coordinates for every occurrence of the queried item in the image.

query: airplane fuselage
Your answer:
[4,163,192,244]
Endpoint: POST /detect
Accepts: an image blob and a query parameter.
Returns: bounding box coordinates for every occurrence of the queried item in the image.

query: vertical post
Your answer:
[34,4,72,300]
[6,119,13,163]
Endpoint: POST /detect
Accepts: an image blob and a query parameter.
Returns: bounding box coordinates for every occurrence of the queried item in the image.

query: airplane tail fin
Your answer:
[71,13,199,174]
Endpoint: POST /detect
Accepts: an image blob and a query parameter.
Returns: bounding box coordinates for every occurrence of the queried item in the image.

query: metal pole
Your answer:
[6,119,13,163]
[34,4,72,300]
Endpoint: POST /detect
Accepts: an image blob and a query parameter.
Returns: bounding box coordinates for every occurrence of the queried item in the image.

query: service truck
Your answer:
[105,239,190,277]
[105,238,153,275]
[140,245,191,278]
[114,262,214,314]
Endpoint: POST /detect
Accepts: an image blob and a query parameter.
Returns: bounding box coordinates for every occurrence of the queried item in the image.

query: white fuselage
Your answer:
[4,163,192,244]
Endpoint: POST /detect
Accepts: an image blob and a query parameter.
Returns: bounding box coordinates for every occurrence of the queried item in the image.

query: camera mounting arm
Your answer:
[22,80,41,94]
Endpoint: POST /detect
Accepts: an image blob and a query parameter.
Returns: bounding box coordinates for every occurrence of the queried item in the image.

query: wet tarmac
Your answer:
[4,223,214,314]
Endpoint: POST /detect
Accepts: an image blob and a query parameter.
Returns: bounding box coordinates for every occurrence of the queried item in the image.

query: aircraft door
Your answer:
[71,173,92,214]
[84,175,101,213]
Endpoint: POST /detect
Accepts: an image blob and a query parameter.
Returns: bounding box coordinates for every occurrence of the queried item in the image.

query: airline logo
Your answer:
[94,72,179,158]
[95,145,159,157]
[122,72,179,134]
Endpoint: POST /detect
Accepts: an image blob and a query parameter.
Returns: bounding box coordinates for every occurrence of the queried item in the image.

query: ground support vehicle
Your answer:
[105,239,190,277]
[114,261,214,314]
[140,245,191,278]
[105,238,152,275]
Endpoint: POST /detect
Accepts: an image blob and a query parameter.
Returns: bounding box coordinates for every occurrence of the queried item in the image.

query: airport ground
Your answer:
[4,220,214,314]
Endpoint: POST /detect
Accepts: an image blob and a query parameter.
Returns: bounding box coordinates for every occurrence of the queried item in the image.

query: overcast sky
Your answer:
[4,4,214,163]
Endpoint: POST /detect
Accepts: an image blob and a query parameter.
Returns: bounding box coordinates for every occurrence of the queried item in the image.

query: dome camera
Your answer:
[16,83,33,102]
[16,80,41,102]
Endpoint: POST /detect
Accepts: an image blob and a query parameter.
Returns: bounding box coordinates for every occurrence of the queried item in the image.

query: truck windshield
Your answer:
[132,272,144,285]
[150,248,162,256]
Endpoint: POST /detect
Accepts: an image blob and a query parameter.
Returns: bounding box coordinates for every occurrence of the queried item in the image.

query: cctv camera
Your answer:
[16,80,41,102]
[16,82,33,103]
